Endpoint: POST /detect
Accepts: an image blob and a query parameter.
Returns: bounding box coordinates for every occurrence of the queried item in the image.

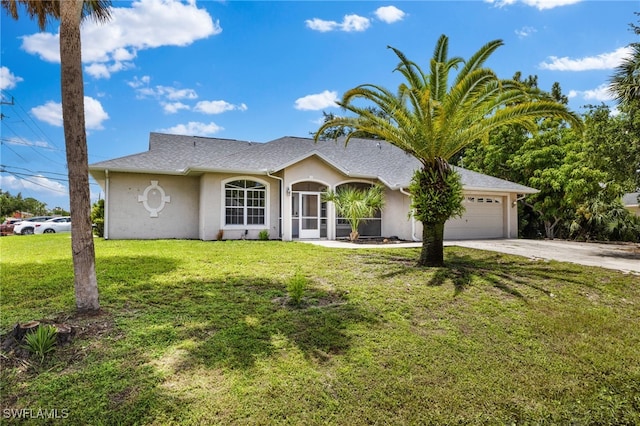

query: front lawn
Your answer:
[1,236,639,424]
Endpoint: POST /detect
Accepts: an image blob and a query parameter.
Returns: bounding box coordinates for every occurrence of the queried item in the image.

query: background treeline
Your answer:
[456,74,640,242]
[0,190,69,220]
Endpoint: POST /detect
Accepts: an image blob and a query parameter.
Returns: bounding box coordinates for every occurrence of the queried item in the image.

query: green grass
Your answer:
[1,234,639,424]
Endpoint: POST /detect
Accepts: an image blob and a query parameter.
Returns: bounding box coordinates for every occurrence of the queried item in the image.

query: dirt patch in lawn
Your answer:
[0,309,118,373]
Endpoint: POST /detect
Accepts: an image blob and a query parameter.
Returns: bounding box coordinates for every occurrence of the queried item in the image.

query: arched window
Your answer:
[224,179,266,226]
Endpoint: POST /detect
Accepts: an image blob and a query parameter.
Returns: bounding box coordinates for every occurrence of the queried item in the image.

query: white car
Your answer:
[13,216,56,235]
[34,216,72,234]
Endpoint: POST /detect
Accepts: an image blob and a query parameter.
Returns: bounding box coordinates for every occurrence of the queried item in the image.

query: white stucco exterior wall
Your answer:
[199,173,280,241]
[106,173,199,239]
[381,189,416,241]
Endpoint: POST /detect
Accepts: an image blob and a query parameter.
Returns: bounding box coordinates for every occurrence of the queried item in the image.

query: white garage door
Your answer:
[445,195,505,240]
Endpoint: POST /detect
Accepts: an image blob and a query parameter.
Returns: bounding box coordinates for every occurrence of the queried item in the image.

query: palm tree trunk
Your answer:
[418,221,445,267]
[60,0,99,311]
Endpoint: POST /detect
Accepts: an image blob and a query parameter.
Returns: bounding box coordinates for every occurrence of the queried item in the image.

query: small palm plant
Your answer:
[23,324,58,363]
[323,184,385,241]
[287,268,308,307]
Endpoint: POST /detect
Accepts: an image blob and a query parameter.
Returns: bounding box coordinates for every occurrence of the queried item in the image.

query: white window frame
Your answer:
[221,177,270,230]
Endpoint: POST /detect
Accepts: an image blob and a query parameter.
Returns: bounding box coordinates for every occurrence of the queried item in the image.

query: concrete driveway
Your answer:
[448,239,640,274]
[303,239,640,274]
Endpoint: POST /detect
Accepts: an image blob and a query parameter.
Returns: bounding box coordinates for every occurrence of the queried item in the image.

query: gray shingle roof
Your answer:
[89,132,538,193]
[90,133,251,173]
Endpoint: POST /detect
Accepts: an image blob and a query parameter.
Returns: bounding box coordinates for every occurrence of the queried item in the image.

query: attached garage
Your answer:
[445,195,506,239]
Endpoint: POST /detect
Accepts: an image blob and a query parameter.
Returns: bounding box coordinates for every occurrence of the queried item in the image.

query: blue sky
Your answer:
[0,0,637,210]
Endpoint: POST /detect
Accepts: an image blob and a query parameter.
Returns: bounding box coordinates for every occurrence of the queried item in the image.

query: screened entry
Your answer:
[335,182,382,238]
[291,181,327,239]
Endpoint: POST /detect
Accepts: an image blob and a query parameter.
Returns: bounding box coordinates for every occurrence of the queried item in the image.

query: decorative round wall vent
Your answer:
[138,180,171,217]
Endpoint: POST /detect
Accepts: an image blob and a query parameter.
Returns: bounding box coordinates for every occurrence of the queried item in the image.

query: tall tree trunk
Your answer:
[418,221,445,267]
[60,0,99,311]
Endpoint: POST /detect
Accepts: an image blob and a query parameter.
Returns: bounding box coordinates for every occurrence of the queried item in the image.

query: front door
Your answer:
[299,192,320,239]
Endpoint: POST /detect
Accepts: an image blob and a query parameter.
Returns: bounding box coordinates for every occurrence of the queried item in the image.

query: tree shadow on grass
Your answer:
[154,276,375,370]
[368,247,588,300]
[0,255,181,328]
[2,253,376,424]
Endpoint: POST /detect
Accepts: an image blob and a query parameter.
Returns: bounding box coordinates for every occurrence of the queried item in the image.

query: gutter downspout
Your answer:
[104,169,109,240]
[399,187,420,241]
[267,170,283,239]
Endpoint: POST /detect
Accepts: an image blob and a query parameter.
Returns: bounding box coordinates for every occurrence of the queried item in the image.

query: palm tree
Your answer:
[609,15,640,108]
[609,43,640,107]
[315,34,583,266]
[323,184,385,241]
[2,0,111,310]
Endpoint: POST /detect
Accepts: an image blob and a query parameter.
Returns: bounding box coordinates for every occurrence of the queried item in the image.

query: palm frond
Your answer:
[453,39,503,86]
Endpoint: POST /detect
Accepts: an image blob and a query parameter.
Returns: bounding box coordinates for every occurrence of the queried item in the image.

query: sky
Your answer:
[0,0,638,211]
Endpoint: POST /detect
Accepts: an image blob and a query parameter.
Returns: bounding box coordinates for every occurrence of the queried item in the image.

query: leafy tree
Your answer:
[583,104,640,192]
[314,35,582,266]
[323,184,384,241]
[22,197,47,216]
[91,199,104,237]
[2,0,111,311]
[312,109,386,140]
[517,124,613,239]
[0,190,22,219]
[51,206,70,216]
[0,190,49,218]
[462,80,638,241]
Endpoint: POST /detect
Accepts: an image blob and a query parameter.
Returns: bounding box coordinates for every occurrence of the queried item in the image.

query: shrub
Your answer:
[287,269,307,306]
[23,324,57,363]
[91,199,105,237]
[258,229,269,240]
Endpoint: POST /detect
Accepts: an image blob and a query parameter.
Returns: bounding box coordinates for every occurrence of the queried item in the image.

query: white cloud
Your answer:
[194,100,248,114]
[85,61,133,79]
[374,6,406,23]
[306,14,370,32]
[4,136,52,149]
[540,46,632,71]
[568,84,614,102]
[0,174,66,195]
[305,18,339,32]
[31,101,63,127]
[20,0,221,78]
[485,0,582,10]
[127,75,151,88]
[515,26,537,39]
[0,66,24,90]
[31,96,109,130]
[295,90,339,111]
[20,32,59,62]
[342,14,371,32]
[159,121,223,136]
[136,85,198,101]
[162,102,190,114]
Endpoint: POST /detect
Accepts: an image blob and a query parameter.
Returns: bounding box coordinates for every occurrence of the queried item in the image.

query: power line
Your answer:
[0,90,68,166]
[1,164,102,187]
[0,141,30,163]
[2,170,68,194]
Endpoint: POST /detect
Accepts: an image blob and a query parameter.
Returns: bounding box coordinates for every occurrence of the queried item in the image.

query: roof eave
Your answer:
[462,186,539,194]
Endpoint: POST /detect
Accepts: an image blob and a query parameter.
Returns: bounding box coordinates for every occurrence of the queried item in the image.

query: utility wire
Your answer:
[2,170,68,194]
[1,164,102,187]
[0,90,68,166]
